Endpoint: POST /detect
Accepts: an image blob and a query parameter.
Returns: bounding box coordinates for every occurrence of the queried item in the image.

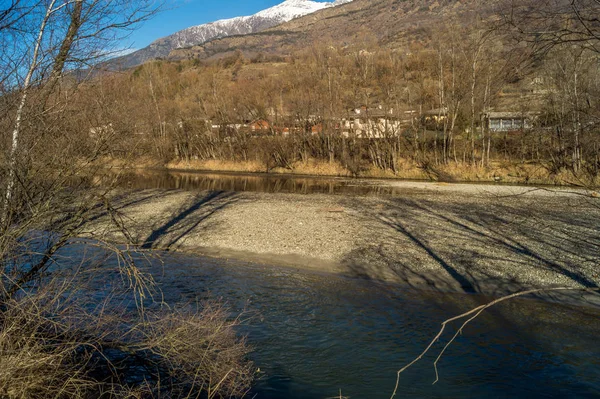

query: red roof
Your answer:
[250,120,270,130]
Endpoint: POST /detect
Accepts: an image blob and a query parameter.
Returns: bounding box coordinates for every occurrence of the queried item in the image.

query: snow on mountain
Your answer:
[254,0,332,21]
[109,0,353,69]
[171,0,350,50]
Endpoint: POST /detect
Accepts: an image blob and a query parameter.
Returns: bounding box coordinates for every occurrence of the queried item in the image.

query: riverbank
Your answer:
[101,156,598,186]
[86,180,600,299]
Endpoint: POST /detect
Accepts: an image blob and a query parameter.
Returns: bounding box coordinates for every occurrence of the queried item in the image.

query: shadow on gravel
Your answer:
[340,195,600,296]
[139,190,239,250]
[77,189,241,252]
[50,189,181,231]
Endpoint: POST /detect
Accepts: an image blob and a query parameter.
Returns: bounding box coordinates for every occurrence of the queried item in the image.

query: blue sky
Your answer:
[124,0,332,50]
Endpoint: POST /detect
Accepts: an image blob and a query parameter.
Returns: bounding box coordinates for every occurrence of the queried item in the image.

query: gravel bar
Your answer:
[88,183,600,297]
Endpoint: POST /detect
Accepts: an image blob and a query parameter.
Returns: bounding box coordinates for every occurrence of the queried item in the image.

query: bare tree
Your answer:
[0,0,162,297]
[501,0,600,54]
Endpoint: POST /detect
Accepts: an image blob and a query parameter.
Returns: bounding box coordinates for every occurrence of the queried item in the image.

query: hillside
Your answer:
[108,0,353,69]
[169,0,500,61]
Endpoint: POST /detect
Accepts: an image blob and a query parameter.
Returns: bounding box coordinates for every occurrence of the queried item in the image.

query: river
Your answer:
[95,249,598,399]
[90,170,600,398]
[108,168,425,196]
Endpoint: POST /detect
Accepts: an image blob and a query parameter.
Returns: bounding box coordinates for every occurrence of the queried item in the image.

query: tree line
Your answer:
[71,18,599,183]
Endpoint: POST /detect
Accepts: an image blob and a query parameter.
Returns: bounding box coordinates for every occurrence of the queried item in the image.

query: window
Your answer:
[513,119,524,129]
[490,119,501,131]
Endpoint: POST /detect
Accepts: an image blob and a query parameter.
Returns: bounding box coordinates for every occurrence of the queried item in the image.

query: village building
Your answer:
[276,126,291,136]
[483,111,535,132]
[421,108,448,130]
[311,123,324,135]
[339,105,412,138]
[249,120,271,132]
[89,123,114,139]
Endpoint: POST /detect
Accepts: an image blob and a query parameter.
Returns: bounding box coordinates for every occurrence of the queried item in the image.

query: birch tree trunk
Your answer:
[2,0,59,224]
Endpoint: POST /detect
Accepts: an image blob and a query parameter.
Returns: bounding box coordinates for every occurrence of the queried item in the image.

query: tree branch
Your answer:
[389,287,600,399]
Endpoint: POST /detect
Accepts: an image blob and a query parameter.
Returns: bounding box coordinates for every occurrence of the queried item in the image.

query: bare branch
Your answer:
[390,287,600,398]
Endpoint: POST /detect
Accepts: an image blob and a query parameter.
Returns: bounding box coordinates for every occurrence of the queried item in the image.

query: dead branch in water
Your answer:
[389,286,600,399]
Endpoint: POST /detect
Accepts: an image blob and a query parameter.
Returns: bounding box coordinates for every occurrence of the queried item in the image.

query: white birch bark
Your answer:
[2,0,59,223]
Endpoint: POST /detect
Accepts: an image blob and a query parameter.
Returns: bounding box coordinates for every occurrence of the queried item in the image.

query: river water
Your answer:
[93,170,600,398]
[110,169,411,196]
[116,251,599,399]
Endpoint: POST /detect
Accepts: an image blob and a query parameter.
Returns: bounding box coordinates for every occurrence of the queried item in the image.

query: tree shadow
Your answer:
[379,214,478,292]
[50,189,183,232]
[417,198,599,288]
[339,194,600,296]
[139,190,240,250]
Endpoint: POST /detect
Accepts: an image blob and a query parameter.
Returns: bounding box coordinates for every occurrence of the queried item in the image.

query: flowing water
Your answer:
[114,252,599,399]
[86,170,600,397]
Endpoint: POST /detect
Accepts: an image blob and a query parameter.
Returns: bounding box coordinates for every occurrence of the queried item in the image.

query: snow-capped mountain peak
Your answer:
[254,0,332,22]
[110,0,353,68]
[160,0,352,51]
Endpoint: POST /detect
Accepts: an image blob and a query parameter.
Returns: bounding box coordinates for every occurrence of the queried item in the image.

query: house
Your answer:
[211,122,246,133]
[249,120,271,132]
[311,123,323,134]
[339,105,410,138]
[89,123,114,138]
[422,108,448,129]
[277,126,291,136]
[484,112,534,132]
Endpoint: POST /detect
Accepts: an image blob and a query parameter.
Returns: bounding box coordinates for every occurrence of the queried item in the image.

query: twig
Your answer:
[389,286,600,399]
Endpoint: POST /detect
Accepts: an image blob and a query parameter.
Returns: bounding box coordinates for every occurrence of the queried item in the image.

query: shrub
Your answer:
[0,277,254,399]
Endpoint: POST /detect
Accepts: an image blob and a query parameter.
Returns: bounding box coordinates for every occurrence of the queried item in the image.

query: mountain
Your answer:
[168,0,502,61]
[109,0,354,69]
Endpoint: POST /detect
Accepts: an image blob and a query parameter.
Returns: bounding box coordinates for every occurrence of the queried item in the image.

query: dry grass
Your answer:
[0,274,254,399]
[96,156,164,170]
[108,155,600,187]
[0,289,94,399]
[167,158,351,177]
[141,302,254,398]
[167,159,265,173]
[387,159,599,186]
[287,159,350,177]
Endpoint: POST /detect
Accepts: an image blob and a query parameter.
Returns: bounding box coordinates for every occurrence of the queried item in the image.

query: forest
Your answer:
[67,21,600,185]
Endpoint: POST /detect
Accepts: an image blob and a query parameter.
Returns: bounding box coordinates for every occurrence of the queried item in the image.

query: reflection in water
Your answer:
[108,170,405,196]
[89,249,600,399]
